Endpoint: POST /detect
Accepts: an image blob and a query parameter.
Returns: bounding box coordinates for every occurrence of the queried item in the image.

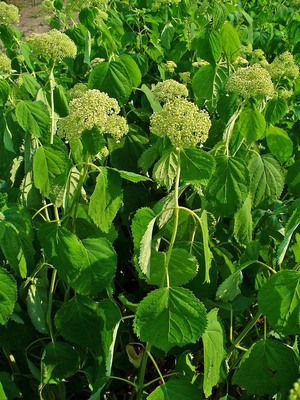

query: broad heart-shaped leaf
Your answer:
[41,342,80,385]
[88,60,132,105]
[33,142,70,197]
[147,379,203,400]
[89,167,122,233]
[220,21,241,62]
[205,155,250,217]
[146,248,198,287]
[236,107,266,144]
[0,268,17,325]
[202,309,226,398]
[70,237,117,296]
[152,150,179,191]
[38,223,86,285]
[266,125,293,163]
[233,339,299,395]
[192,64,228,110]
[15,100,50,138]
[258,270,300,335]
[248,154,284,209]
[134,287,207,352]
[54,295,103,354]
[180,147,216,185]
[26,269,48,333]
[265,97,288,124]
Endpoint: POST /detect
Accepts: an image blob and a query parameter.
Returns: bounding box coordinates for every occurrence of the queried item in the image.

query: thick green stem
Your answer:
[136,343,151,400]
[49,65,56,145]
[46,268,57,342]
[164,151,181,288]
[228,309,261,353]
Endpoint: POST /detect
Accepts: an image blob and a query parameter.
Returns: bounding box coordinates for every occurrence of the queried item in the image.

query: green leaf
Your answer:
[220,21,240,62]
[54,295,103,353]
[21,73,41,98]
[147,379,203,400]
[234,194,252,245]
[161,22,175,50]
[71,238,117,296]
[134,287,207,352]
[237,107,266,144]
[180,148,215,185]
[119,54,142,88]
[265,97,288,124]
[89,167,122,233]
[277,204,300,265]
[0,371,22,399]
[199,210,213,283]
[26,269,48,333]
[233,339,299,395]
[266,125,293,163]
[88,60,132,105]
[38,224,86,285]
[196,28,222,65]
[115,169,151,183]
[33,143,69,197]
[15,100,50,138]
[0,269,17,325]
[258,270,300,335]
[153,150,179,191]
[216,270,243,302]
[287,160,300,196]
[0,80,10,107]
[140,84,162,113]
[53,84,69,117]
[206,155,250,217]
[249,154,284,208]
[192,64,228,109]
[81,127,106,156]
[202,309,226,398]
[41,342,80,384]
[147,248,198,287]
[139,215,157,277]
[132,207,156,254]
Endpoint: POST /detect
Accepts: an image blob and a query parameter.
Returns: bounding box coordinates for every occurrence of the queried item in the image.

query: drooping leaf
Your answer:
[89,167,122,233]
[258,270,300,335]
[234,194,252,245]
[152,150,179,191]
[146,248,198,287]
[54,295,103,353]
[161,22,175,50]
[265,97,288,124]
[248,154,284,208]
[41,342,80,384]
[220,21,241,62]
[0,268,17,326]
[287,160,300,196]
[216,270,243,302]
[0,80,10,107]
[15,100,50,138]
[139,215,157,277]
[237,107,266,144]
[206,155,250,217]
[131,207,156,254]
[71,238,117,296]
[147,379,203,400]
[233,339,299,395]
[134,287,207,352]
[202,309,226,398]
[277,204,300,265]
[266,125,293,163]
[181,147,215,185]
[26,269,48,333]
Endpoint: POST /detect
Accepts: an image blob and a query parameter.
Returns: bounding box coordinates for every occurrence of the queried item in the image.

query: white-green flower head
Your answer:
[152,79,189,104]
[150,98,211,149]
[58,89,129,142]
[27,30,77,63]
[226,63,274,99]
[0,52,11,74]
[68,83,88,101]
[267,51,299,81]
[66,0,108,11]
[289,378,300,400]
[0,1,19,25]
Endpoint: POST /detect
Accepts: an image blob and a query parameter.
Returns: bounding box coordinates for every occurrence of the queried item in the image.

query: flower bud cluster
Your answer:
[289,378,300,400]
[0,1,19,25]
[68,83,88,101]
[226,63,274,99]
[267,52,299,81]
[66,0,108,11]
[27,30,77,63]
[150,98,211,148]
[0,52,11,74]
[58,89,128,142]
[152,79,188,104]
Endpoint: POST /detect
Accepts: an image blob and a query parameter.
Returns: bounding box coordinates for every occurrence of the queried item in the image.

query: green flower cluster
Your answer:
[152,79,188,103]
[68,83,88,101]
[289,378,300,400]
[0,1,19,24]
[150,98,211,148]
[267,52,299,81]
[27,30,77,63]
[66,0,108,10]
[58,89,129,142]
[226,63,274,99]
[0,52,11,74]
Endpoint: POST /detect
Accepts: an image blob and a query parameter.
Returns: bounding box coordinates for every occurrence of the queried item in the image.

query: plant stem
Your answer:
[228,309,261,353]
[164,150,181,288]
[46,268,57,342]
[49,64,56,145]
[136,342,151,400]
